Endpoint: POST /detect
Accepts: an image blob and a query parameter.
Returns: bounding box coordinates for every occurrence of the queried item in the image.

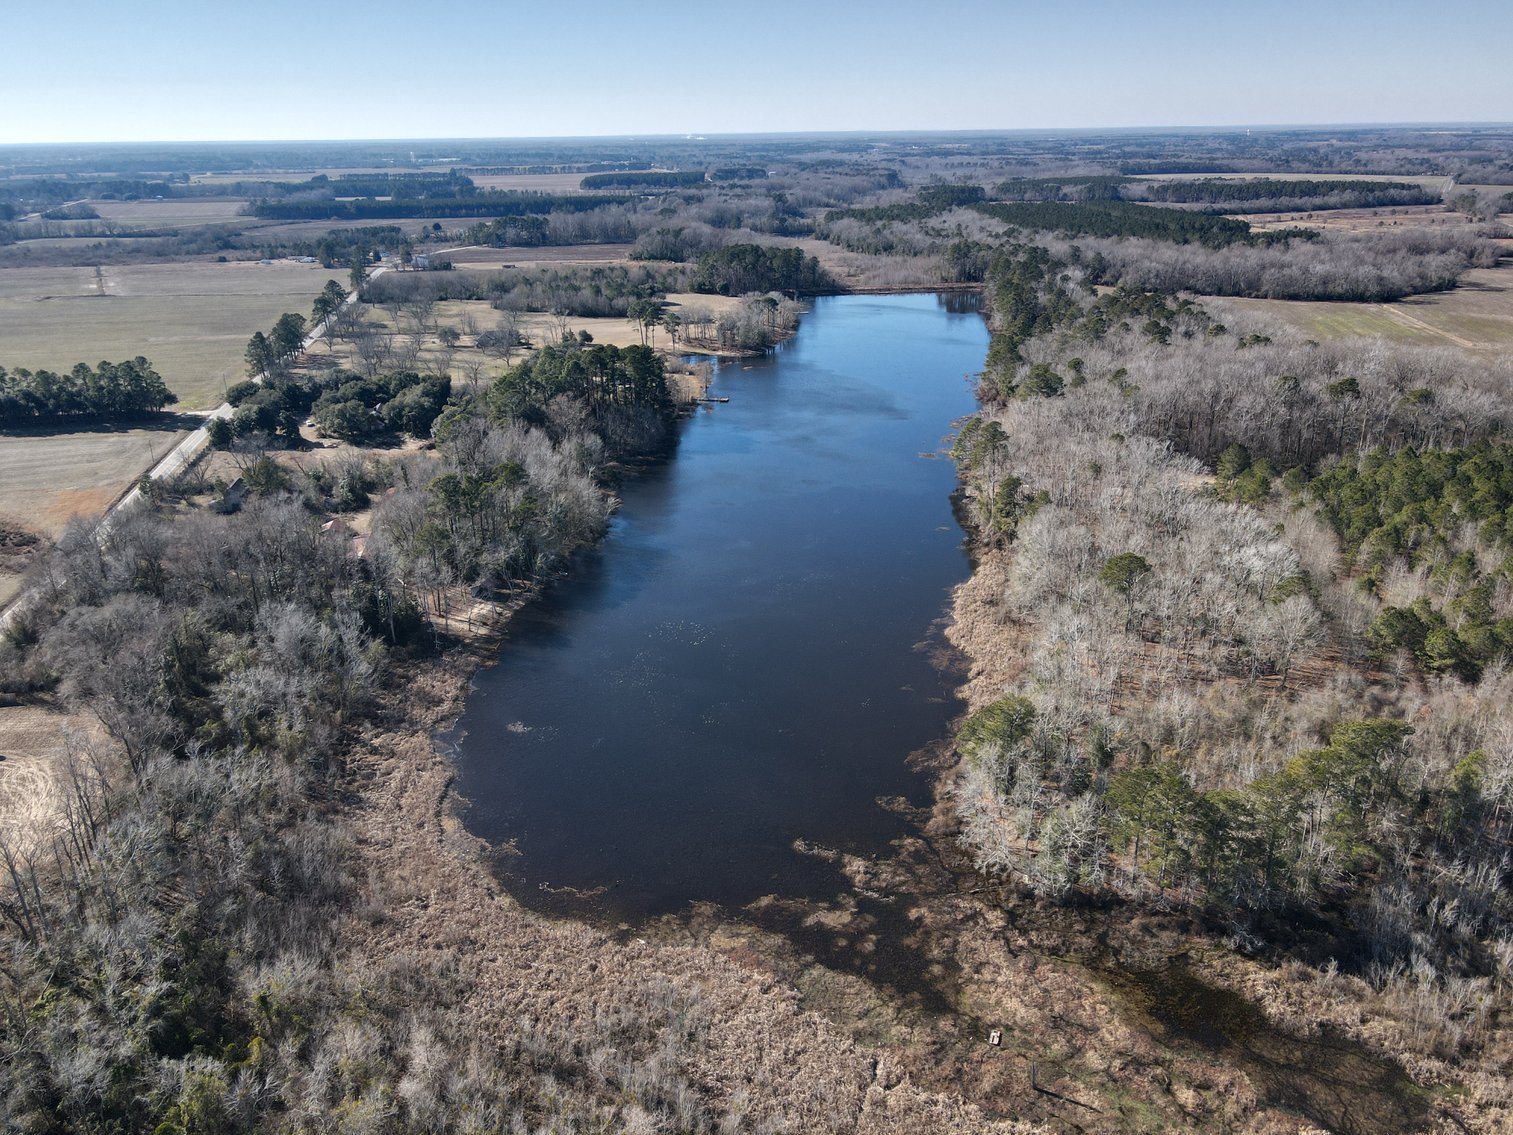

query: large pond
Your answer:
[446,293,989,920]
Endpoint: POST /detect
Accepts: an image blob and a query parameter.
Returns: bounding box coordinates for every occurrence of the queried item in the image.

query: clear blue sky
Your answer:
[6,0,1509,143]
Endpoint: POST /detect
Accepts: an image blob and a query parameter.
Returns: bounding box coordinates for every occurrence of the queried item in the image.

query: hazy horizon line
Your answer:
[4,120,1512,150]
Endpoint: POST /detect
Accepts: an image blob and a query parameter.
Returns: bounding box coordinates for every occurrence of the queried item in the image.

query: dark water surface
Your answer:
[447,293,988,920]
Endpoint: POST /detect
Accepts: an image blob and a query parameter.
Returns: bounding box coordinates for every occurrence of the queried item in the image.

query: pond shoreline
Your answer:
[371,291,1438,1133]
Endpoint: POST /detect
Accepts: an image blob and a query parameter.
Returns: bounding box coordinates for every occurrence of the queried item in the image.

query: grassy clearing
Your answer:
[1211,297,1444,343]
[1208,263,1513,352]
[0,707,75,859]
[1391,265,1513,350]
[0,260,335,408]
[0,423,188,539]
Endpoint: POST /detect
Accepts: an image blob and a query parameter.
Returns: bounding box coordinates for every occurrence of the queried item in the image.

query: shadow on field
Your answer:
[0,411,204,438]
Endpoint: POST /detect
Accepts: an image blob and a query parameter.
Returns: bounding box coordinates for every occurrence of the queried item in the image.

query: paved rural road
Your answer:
[0,265,388,632]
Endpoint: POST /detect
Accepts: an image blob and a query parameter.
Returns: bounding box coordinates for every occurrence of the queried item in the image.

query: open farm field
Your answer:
[1208,295,1445,344]
[0,260,335,408]
[1209,263,1513,352]
[87,197,249,228]
[0,423,187,540]
[1243,204,1480,233]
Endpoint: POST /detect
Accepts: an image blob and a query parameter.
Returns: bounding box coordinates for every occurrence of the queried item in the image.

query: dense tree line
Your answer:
[1042,226,1501,301]
[250,192,635,222]
[971,199,1258,246]
[1144,177,1440,210]
[0,357,176,425]
[1001,281,1513,468]
[689,243,835,295]
[993,176,1131,202]
[630,222,729,262]
[579,170,706,189]
[364,262,684,319]
[316,171,478,198]
[213,367,451,447]
[485,339,672,457]
[708,165,768,181]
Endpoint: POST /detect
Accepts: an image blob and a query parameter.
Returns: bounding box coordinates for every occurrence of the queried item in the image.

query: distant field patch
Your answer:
[88,197,249,228]
[1211,296,1442,343]
[1209,261,1513,352]
[0,260,335,409]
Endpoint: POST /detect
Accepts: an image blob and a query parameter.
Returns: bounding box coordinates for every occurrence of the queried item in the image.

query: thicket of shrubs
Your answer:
[953,260,1513,1008]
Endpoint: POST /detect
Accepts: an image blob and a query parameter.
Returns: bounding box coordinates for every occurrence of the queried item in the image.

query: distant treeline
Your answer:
[1119,161,1242,175]
[994,176,1130,202]
[709,166,768,182]
[1058,225,1498,301]
[467,215,554,247]
[0,357,176,425]
[579,171,706,190]
[364,263,682,319]
[317,172,479,199]
[0,177,190,209]
[824,186,1272,248]
[1147,177,1440,212]
[250,193,634,221]
[823,184,986,229]
[972,200,1258,247]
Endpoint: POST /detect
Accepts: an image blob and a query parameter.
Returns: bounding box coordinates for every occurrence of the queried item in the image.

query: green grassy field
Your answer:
[0,260,336,409]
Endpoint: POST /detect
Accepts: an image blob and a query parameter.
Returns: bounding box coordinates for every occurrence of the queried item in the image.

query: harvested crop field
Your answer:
[0,424,188,538]
[87,197,250,228]
[0,260,336,408]
[1243,205,1480,234]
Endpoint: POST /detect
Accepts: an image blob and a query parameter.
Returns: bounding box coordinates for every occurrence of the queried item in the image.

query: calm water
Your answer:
[447,293,988,919]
